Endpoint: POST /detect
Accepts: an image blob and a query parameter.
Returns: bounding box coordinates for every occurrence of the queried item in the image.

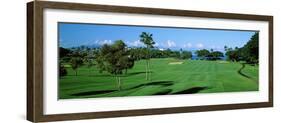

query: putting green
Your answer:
[59,58,258,99]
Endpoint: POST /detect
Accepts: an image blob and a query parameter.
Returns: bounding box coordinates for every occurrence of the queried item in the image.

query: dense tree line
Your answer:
[195,49,224,60]
[128,48,192,60]
[224,32,259,64]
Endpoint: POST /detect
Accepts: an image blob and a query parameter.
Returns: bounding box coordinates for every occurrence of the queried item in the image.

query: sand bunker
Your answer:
[218,61,229,64]
[169,62,183,65]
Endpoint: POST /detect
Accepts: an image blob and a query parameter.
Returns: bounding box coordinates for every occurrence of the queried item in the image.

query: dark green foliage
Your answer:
[149,49,165,58]
[195,49,210,59]
[181,51,193,59]
[128,48,147,61]
[123,56,135,74]
[225,49,240,62]
[169,50,181,58]
[207,51,224,60]
[96,40,135,90]
[195,49,223,60]
[211,51,224,58]
[70,57,83,76]
[59,47,72,58]
[240,32,259,64]
[129,48,191,60]
[140,32,155,49]
[59,61,67,77]
[85,58,94,76]
[225,32,259,64]
[84,48,95,75]
[59,47,72,63]
[95,44,111,73]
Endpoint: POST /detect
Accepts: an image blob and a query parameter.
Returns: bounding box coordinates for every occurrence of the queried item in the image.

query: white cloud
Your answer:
[99,40,112,45]
[80,40,94,45]
[133,40,144,47]
[154,42,159,47]
[166,40,176,48]
[81,40,113,46]
[183,43,192,48]
[159,48,165,51]
[126,40,145,47]
[196,43,204,49]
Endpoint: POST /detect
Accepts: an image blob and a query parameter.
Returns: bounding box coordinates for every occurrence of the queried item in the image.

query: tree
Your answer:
[195,49,210,60]
[59,47,72,58]
[181,51,192,59]
[224,45,228,52]
[128,47,146,61]
[170,51,181,58]
[212,51,224,58]
[70,57,83,76]
[59,61,67,77]
[85,58,94,76]
[85,48,95,76]
[240,32,259,64]
[224,33,258,64]
[123,56,135,74]
[208,51,224,60]
[59,47,72,62]
[140,32,155,81]
[95,44,110,73]
[96,40,134,90]
[225,48,240,62]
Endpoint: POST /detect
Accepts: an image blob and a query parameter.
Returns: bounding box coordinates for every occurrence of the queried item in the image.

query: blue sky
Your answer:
[59,23,256,52]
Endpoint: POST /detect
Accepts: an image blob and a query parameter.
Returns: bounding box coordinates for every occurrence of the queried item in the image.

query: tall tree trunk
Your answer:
[118,77,121,90]
[146,60,148,80]
[148,59,151,81]
[145,46,149,81]
[115,76,119,90]
[148,48,151,81]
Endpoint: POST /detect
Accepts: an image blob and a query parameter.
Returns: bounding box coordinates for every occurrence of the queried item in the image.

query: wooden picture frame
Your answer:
[27,1,273,122]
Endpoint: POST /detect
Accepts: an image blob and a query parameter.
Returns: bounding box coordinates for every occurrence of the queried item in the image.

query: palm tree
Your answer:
[140,32,155,81]
[224,45,228,52]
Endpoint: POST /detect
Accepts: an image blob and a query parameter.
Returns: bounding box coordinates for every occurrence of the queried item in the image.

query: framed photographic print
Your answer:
[27,1,273,122]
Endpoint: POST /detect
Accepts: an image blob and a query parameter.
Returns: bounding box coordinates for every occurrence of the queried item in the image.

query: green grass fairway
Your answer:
[59,58,258,99]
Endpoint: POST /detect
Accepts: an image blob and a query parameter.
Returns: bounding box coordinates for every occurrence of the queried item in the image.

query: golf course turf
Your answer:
[59,58,259,99]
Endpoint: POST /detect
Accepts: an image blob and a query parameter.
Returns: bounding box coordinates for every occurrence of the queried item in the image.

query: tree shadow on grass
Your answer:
[172,87,209,94]
[67,74,111,77]
[71,90,117,96]
[70,81,174,97]
[128,81,174,89]
[122,71,152,77]
[237,63,252,79]
[153,89,173,95]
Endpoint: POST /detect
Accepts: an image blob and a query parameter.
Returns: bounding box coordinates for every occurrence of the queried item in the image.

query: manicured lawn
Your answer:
[59,58,258,99]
